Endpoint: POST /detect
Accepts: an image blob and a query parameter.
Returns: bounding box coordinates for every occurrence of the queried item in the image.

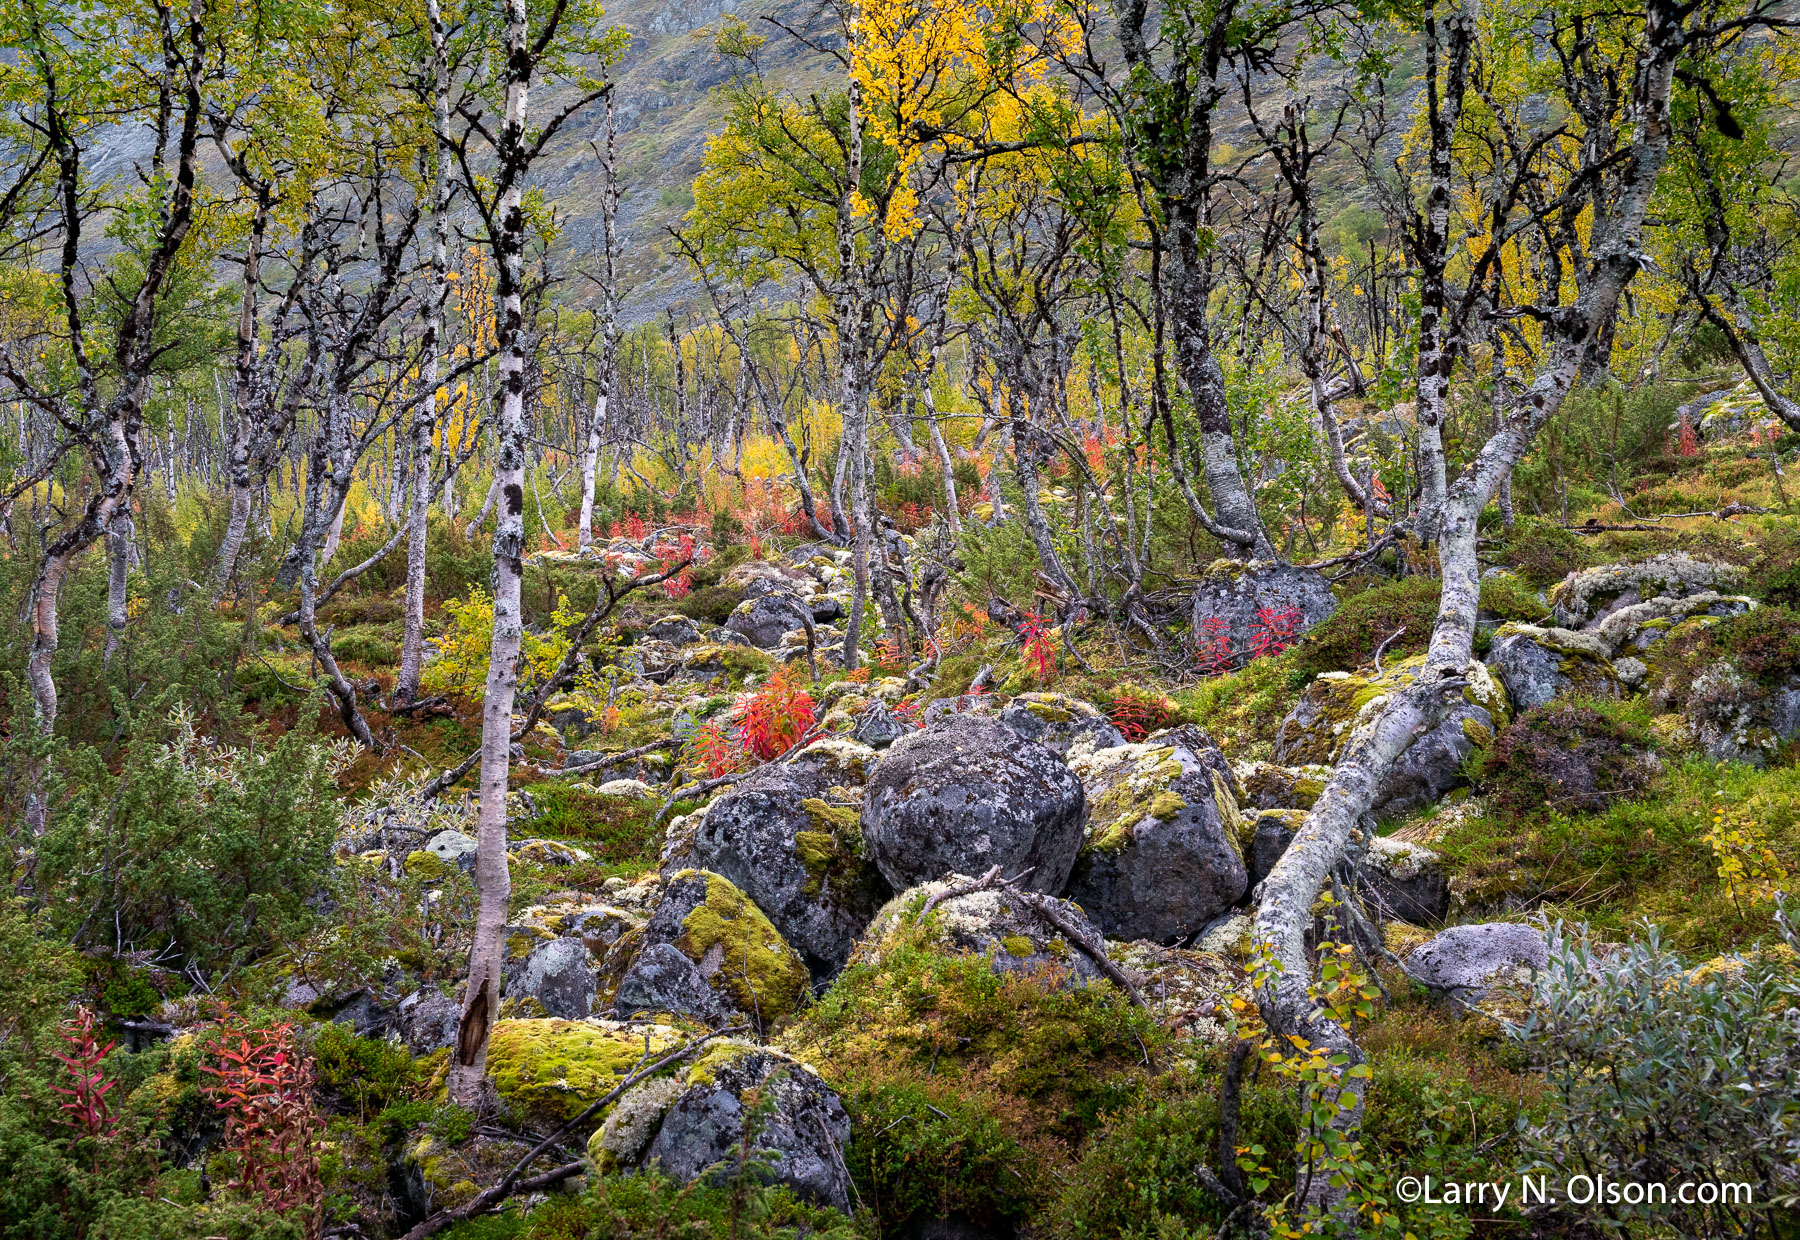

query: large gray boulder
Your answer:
[637,870,811,1030]
[506,938,600,1019]
[1404,922,1547,1002]
[1486,626,1622,712]
[726,593,809,648]
[1064,733,1248,942]
[613,942,736,1026]
[861,714,1086,894]
[644,615,705,647]
[663,741,888,980]
[1189,559,1337,665]
[619,1044,853,1212]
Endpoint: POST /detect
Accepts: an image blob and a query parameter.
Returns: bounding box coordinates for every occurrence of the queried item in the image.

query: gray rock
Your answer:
[1359,836,1449,926]
[1405,922,1548,1001]
[644,615,705,646]
[862,714,1086,895]
[637,1045,853,1212]
[726,593,809,648]
[665,761,889,980]
[808,595,844,623]
[639,870,811,1028]
[998,693,1127,759]
[1064,736,1248,943]
[852,703,911,749]
[1189,560,1337,666]
[565,749,606,767]
[508,938,599,1019]
[318,988,395,1037]
[615,942,737,1025]
[1486,628,1622,712]
[397,989,461,1054]
[426,829,478,870]
[1246,809,1305,889]
[1550,554,1745,629]
[868,877,1110,986]
[1272,660,1511,819]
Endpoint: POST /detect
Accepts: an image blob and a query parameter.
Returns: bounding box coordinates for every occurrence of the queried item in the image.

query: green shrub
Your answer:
[1500,517,1592,586]
[520,1171,858,1238]
[1512,912,1800,1239]
[37,703,346,980]
[311,1024,418,1121]
[847,1079,1036,1235]
[514,781,662,867]
[677,584,744,626]
[330,628,398,667]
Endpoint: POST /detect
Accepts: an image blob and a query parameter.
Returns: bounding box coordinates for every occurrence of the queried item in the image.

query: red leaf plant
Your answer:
[201,1010,325,1236]
[53,1006,117,1173]
[1194,615,1233,676]
[1249,606,1304,661]
[1674,415,1701,457]
[685,719,745,778]
[1106,686,1178,742]
[736,663,817,762]
[1020,609,1057,682]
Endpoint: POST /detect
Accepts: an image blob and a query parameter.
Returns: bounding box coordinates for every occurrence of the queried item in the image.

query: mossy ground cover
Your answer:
[1436,756,1800,954]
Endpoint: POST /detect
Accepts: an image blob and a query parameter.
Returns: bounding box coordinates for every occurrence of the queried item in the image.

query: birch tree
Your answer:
[443,0,624,1105]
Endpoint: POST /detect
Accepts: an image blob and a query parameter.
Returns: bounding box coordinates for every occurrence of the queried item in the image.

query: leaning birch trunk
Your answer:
[1249,2,1682,1213]
[450,0,533,1104]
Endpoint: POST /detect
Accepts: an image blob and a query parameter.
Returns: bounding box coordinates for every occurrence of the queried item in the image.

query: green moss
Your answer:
[1147,790,1186,820]
[1000,935,1036,958]
[676,872,810,1019]
[403,849,448,882]
[1461,717,1494,748]
[483,1018,682,1123]
[1082,747,1187,853]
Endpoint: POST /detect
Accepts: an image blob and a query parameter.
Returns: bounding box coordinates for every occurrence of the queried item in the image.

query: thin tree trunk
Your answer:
[451,0,535,1104]
[103,508,130,668]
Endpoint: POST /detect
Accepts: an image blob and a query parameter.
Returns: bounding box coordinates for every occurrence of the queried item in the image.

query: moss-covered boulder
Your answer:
[637,870,811,1029]
[1272,657,1510,818]
[588,1041,852,1212]
[662,741,888,980]
[1064,734,1248,943]
[1236,761,1332,811]
[864,878,1110,987]
[484,1017,685,1124]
